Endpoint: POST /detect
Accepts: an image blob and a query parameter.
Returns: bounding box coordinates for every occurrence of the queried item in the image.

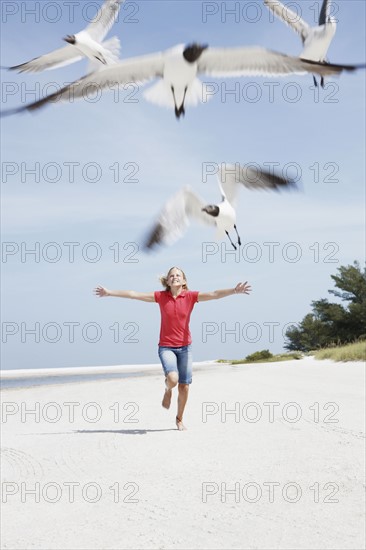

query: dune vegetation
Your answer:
[218,350,302,365]
[313,340,366,362]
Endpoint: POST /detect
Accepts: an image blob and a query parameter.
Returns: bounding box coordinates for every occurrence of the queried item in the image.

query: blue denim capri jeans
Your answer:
[158,345,192,384]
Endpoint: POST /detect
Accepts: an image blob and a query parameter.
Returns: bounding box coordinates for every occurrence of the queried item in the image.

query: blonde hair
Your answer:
[160,266,189,290]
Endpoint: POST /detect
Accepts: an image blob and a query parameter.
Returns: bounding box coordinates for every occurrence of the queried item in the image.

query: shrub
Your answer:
[245,350,273,361]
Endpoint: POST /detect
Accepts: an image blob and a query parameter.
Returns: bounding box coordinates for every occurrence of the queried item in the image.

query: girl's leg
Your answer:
[176,345,192,430]
[162,372,178,409]
[158,347,179,409]
[176,384,189,430]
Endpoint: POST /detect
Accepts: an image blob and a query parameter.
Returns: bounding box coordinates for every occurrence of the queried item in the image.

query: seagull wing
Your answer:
[11,52,164,114]
[319,0,331,25]
[218,164,298,204]
[197,46,359,78]
[264,0,310,41]
[8,0,123,74]
[143,187,216,250]
[8,45,83,73]
[85,0,123,41]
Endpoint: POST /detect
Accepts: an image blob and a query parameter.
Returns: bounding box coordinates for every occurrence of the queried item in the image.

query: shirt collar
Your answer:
[168,289,187,299]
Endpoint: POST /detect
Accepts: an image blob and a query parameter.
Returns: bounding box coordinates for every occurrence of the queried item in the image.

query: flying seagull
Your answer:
[2,42,364,118]
[143,164,298,251]
[264,0,337,87]
[6,0,123,74]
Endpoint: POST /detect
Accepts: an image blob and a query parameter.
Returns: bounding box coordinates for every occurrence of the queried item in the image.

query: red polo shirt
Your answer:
[154,290,199,347]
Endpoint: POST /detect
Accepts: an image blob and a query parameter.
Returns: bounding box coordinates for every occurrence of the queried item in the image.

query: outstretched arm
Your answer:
[94,285,155,303]
[198,282,251,302]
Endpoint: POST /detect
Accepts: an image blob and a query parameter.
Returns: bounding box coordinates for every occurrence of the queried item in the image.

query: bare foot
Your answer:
[162,388,172,409]
[176,416,187,431]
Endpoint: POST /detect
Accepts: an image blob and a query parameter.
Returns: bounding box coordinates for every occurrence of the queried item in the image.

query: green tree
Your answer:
[285,313,332,352]
[329,262,366,304]
[285,262,366,351]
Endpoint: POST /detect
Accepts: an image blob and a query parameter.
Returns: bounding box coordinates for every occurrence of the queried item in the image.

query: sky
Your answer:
[1,0,365,370]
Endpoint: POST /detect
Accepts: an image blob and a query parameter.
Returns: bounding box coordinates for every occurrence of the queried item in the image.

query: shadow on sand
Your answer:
[74,428,177,435]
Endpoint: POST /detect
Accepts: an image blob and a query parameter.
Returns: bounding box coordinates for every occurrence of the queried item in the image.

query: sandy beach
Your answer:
[1,357,365,550]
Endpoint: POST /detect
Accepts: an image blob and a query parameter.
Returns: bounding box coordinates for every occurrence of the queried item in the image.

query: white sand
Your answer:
[1,357,365,550]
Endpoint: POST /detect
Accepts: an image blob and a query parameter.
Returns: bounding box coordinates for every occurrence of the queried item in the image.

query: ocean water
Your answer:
[0,370,148,390]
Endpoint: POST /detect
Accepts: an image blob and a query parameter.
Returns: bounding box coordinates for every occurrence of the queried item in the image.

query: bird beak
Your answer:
[63,35,75,45]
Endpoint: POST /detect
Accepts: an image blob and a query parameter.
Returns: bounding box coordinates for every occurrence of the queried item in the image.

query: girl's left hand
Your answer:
[234,282,252,295]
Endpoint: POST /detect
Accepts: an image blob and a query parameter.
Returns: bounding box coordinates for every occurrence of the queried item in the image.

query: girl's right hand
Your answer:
[94,285,110,297]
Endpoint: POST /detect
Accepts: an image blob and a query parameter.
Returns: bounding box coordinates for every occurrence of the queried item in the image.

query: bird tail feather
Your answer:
[87,36,121,73]
[102,36,121,62]
[143,78,213,109]
[143,81,175,108]
[185,78,212,106]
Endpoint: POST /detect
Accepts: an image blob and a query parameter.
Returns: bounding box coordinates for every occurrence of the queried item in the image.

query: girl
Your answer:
[94,267,251,430]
